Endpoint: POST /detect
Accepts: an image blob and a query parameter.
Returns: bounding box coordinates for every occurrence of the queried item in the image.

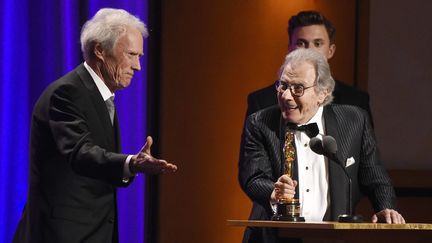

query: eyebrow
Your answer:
[280,79,307,85]
[127,50,144,57]
[296,38,325,42]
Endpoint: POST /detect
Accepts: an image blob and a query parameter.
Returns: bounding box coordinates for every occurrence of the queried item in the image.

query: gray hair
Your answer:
[279,48,335,105]
[80,8,149,60]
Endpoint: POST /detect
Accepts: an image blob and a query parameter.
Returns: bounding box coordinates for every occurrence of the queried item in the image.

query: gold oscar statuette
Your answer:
[272,131,305,221]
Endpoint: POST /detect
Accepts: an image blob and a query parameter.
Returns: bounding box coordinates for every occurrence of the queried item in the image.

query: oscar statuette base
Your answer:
[272,198,305,222]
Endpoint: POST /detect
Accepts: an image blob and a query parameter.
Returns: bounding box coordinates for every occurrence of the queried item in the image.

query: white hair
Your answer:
[279,48,335,105]
[80,8,148,60]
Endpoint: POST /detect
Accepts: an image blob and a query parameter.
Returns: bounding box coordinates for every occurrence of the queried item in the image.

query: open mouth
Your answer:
[284,104,298,110]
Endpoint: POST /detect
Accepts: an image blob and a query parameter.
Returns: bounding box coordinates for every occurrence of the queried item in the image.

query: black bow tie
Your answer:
[286,123,319,138]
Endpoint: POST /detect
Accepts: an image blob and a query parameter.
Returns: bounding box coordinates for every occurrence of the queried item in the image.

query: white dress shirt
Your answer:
[295,106,329,221]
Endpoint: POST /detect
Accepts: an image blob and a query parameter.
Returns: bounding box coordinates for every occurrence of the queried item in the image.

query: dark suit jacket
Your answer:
[245,80,373,126]
[238,105,396,243]
[13,64,133,243]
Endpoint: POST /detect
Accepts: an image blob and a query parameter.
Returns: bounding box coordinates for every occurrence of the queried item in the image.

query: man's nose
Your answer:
[281,88,294,100]
[132,58,141,71]
[306,44,320,51]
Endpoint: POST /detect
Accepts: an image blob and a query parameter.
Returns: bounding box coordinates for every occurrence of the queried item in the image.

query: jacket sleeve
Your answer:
[48,84,131,187]
[238,114,277,208]
[358,110,397,212]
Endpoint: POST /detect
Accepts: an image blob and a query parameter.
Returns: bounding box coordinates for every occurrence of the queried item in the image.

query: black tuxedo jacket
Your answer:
[14,64,132,243]
[238,105,396,243]
[245,80,373,126]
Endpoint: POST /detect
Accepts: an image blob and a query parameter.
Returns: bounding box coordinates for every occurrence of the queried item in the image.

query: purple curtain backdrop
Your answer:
[0,1,150,242]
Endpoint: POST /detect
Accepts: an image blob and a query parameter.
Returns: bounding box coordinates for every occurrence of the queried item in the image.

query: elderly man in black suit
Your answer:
[13,8,177,243]
[246,11,372,125]
[239,48,404,243]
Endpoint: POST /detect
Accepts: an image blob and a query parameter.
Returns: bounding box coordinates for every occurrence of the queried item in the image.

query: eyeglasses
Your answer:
[274,80,316,97]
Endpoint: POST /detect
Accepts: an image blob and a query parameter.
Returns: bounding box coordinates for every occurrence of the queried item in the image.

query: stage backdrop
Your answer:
[0,1,149,242]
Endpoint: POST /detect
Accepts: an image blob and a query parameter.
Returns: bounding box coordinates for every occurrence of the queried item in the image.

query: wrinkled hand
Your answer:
[130,136,177,174]
[271,175,298,202]
[372,208,405,224]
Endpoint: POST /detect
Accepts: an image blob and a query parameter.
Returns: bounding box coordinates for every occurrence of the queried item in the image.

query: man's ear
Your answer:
[318,89,329,105]
[327,43,336,59]
[94,43,105,61]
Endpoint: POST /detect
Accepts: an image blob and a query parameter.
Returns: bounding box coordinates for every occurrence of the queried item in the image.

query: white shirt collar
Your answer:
[83,62,114,101]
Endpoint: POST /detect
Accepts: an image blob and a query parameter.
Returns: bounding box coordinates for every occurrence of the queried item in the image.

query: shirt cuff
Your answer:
[123,155,135,177]
[270,201,277,214]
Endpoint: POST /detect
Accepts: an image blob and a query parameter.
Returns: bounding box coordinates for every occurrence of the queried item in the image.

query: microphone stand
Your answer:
[330,154,362,223]
[309,137,363,223]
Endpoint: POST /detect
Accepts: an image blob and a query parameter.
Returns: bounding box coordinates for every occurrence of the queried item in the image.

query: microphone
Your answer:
[309,136,363,223]
[309,137,324,155]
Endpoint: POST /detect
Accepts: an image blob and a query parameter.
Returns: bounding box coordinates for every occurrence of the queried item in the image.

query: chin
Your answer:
[118,80,132,89]
[282,112,298,124]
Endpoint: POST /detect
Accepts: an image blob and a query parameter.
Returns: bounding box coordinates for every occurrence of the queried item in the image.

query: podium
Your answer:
[228,220,432,242]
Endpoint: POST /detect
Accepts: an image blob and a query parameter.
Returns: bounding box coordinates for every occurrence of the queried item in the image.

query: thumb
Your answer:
[141,136,153,155]
[371,214,378,223]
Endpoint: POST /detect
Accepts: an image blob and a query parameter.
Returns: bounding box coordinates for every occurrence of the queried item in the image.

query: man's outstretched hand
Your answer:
[129,136,177,174]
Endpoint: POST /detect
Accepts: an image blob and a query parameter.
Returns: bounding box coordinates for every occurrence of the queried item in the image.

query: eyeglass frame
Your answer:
[274,80,316,97]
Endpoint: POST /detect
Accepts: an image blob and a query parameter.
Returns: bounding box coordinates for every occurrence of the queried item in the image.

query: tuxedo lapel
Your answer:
[278,115,286,176]
[323,106,344,167]
[113,113,121,153]
[323,105,350,219]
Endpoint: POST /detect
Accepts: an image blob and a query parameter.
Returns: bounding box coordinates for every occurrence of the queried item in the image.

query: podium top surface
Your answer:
[227,220,432,230]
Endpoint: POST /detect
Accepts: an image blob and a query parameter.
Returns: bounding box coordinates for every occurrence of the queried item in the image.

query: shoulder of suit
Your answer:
[245,105,280,134]
[249,105,280,123]
[327,104,368,119]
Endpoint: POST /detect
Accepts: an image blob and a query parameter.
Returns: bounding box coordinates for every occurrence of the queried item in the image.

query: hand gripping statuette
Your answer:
[272,131,305,222]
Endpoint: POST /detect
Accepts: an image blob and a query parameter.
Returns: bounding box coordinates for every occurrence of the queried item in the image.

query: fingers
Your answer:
[384,211,392,224]
[390,210,405,224]
[158,162,178,174]
[372,209,406,224]
[274,175,297,200]
[134,156,177,174]
[161,163,177,173]
[274,187,295,200]
[166,163,177,172]
[134,136,177,174]
[278,175,296,186]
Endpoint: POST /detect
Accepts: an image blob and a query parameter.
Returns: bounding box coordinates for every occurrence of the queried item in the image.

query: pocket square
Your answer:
[345,157,355,168]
